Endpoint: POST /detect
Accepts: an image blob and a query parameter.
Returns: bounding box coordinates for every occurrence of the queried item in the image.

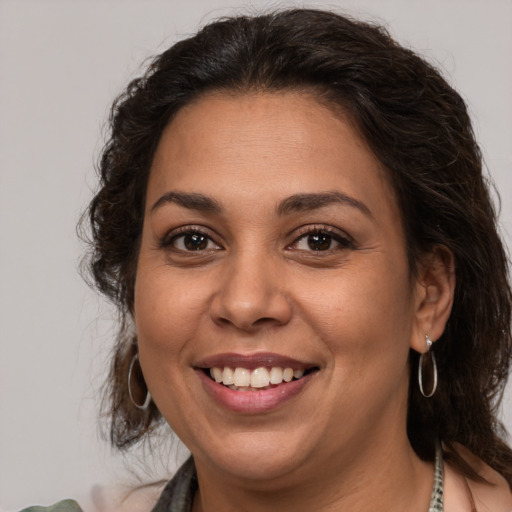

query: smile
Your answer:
[209,366,310,391]
[195,353,319,413]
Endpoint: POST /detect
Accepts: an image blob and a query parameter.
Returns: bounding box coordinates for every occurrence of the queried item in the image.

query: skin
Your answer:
[134,91,458,511]
[444,447,512,511]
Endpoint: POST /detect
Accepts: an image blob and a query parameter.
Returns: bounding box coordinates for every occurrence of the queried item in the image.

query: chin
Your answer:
[193,429,313,484]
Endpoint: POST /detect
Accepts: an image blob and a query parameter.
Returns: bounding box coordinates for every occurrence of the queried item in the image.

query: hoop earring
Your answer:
[418,335,438,398]
[128,353,151,410]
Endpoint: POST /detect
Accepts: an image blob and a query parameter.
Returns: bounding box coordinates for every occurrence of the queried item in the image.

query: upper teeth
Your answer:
[209,366,305,388]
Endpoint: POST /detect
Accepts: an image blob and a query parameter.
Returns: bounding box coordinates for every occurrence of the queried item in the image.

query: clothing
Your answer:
[151,457,197,512]
[19,500,82,512]
[18,448,445,512]
[151,448,445,512]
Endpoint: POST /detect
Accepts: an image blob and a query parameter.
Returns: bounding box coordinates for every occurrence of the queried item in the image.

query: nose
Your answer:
[209,252,292,332]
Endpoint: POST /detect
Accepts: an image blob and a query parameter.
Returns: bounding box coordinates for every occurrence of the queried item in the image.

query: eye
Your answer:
[164,229,221,252]
[297,232,334,251]
[290,227,353,252]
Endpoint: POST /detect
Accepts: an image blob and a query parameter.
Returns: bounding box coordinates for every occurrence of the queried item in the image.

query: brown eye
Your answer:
[168,230,221,252]
[291,227,353,252]
[183,233,209,250]
[307,233,333,251]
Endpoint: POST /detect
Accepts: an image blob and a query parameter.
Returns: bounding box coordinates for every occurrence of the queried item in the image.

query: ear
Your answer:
[410,245,455,353]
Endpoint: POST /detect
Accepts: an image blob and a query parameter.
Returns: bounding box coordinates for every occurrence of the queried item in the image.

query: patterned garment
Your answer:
[151,447,445,512]
[150,457,197,512]
[19,447,444,512]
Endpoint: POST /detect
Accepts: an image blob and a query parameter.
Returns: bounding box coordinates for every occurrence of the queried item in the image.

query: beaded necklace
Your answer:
[428,444,444,511]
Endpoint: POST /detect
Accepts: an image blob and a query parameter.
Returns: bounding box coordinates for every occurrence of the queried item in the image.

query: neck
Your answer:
[192,437,434,512]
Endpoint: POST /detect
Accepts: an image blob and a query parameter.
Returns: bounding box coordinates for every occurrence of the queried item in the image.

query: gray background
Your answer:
[1,0,511,510]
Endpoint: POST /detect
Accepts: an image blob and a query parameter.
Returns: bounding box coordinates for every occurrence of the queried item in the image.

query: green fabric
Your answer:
[18,446,444,511]
[19,499,83,512]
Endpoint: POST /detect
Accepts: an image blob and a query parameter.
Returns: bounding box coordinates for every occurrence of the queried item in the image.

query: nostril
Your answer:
[252,317,278,326]
[209,273,292,331]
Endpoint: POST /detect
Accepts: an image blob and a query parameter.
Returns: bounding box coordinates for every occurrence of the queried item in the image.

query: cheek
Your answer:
[295,259,414,366]
[133,268,213,422]
[134,266,211,356]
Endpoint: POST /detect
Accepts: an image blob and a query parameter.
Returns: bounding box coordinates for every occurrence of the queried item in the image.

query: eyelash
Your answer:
[160,224,353,254]
[289,225,354,252]
[160,227,222,252]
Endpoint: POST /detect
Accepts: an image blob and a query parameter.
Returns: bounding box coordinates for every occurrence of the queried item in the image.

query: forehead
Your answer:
[147,91,397,217]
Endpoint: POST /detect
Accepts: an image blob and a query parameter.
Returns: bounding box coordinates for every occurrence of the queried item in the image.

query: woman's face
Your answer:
[135,92,426,484]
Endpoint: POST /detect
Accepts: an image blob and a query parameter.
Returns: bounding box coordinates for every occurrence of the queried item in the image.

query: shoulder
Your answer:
[444,445,512,512]
[19,500,83,512]
[464,451,512,512]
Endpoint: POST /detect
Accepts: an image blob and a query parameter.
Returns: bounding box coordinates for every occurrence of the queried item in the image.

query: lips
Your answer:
[195,352,318,413]
[196,352,313,370]
[209,366,308,390]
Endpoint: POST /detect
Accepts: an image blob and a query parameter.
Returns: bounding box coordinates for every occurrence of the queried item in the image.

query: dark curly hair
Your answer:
[82,9,512,485]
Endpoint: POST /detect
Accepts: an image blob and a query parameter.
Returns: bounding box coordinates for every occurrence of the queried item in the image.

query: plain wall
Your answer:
[1,0,511,510]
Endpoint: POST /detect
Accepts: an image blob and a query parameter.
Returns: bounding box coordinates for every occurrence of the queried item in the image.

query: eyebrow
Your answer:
[150,190,372,219]
[276,192,373,218]
[150,191,222,215]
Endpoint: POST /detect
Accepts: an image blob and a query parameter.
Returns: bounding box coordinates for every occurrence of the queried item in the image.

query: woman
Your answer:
[27,8,512,512]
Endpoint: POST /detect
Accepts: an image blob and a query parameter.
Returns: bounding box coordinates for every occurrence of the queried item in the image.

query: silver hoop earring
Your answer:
[418,335,438,398]
[128,353,151,410]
